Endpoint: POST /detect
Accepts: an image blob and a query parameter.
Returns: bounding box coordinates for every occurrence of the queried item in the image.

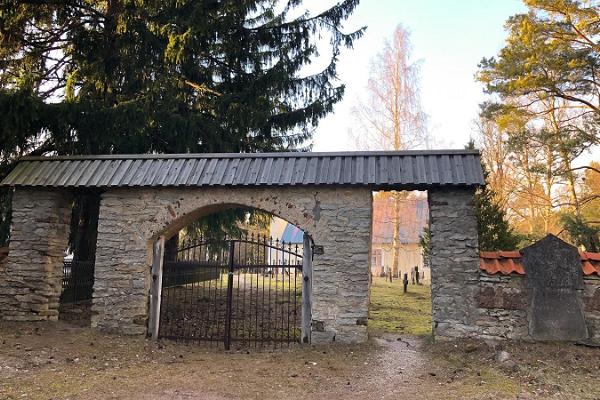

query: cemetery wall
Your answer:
[475,271,600,343]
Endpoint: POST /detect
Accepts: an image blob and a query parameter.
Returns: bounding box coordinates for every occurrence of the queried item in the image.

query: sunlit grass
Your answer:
[368,276,432,336]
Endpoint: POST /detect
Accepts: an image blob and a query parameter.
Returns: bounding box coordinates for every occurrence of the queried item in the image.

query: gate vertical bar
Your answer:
[224,240,235,350]
[149,236,165,340]
[301,234,313,344]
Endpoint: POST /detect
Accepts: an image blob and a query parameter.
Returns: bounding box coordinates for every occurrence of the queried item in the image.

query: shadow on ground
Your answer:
[0,277,598,399]
[0,321,599,400]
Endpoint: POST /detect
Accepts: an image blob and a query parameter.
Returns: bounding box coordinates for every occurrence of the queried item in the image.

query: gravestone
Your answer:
[522,234,588,341]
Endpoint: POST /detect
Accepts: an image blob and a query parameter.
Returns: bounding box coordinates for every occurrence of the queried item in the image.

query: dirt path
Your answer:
[0,321,599,399]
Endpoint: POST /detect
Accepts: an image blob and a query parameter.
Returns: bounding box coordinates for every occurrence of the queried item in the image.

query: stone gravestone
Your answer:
[522,234,588,341]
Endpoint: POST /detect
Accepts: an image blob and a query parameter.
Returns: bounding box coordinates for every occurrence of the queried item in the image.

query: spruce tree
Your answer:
[0,0,363,169]
[0,1,364,248]
[475,165,522,251]
[466,142,520,251]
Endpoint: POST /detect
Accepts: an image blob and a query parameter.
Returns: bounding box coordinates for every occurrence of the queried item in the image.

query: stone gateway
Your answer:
[0,150,486,343]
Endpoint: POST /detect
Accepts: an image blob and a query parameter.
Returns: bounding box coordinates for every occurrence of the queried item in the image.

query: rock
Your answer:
[495,350,510,363]
[500,359,519,372]
[464,343,479,353]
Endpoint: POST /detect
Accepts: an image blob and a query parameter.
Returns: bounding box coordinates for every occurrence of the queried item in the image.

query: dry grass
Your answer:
[0,281,598,399]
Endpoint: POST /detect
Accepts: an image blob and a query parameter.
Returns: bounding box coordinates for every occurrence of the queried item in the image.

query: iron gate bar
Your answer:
[224,241,234,350]
[60,260,95,304]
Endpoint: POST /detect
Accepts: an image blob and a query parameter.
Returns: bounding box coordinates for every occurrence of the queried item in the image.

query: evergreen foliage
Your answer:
[0,0,364,242]
[0,189,10,247]
[475,165,522,251]
[560,213,600,252]
[0,1,363,166]
[184,207,273,241]
[467,142,521,251]
[478,0,600,127]
[476,0,599,245]
[419,226,430,268]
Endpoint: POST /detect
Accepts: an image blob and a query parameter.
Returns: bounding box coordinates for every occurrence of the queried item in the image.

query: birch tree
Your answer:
[352,24,427,278]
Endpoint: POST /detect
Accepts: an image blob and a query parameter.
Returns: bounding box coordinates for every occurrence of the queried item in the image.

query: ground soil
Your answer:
[0,278,598,399]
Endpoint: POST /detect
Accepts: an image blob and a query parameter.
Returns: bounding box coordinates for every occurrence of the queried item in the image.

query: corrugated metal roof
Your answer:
[0,150,485,188]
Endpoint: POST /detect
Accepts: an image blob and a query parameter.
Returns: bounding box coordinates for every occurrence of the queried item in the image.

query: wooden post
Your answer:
[403,273,408,293]
[149,236,165,340]
[301,234,313,344]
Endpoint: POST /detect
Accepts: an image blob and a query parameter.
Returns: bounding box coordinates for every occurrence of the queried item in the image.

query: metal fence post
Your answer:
[224,240,235,350]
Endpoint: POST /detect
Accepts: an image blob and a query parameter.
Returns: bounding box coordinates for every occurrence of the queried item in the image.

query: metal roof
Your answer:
[0,150,485,189]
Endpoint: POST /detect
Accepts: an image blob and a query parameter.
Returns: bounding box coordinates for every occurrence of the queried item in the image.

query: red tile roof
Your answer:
[480,251,600,276]
[581,252,600,276]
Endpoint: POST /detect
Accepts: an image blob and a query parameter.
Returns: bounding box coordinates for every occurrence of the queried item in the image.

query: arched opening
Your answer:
[150,205,312,349]
[368,190,433,337]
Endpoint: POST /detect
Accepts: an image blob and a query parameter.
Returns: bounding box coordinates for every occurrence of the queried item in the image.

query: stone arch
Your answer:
[148,195,316,243]
[91,186,374,342]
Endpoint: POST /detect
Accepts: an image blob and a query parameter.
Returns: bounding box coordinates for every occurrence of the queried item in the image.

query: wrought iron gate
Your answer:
[158,234,303,349]
[59,259,95,324]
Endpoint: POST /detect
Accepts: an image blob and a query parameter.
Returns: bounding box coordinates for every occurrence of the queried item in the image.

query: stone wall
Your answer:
[0,189,71,321]
[582,276,600,342]
[428,188,480,339]
[92,186,373,342]
[0,185,486,344]
[475,273,529,340]
[475,272,600,343]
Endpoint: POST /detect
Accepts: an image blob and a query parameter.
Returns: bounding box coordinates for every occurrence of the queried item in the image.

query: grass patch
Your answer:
[368,277,432,336]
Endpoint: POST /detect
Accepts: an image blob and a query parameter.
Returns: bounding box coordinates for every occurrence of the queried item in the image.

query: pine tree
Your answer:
[560,213,600,252]
[477,0,600,217]
[478,0,600,123]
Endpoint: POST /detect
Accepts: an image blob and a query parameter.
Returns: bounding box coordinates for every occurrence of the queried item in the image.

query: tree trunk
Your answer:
[391,191,400,278]
[70,193,100,302]
[164,234,180,262]
[72,193,100,263]
[562,151,580,214]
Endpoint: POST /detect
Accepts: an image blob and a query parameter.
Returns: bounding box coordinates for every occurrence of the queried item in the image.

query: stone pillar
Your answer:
[0,189,72,321]
[310,188,373,343]
[91,191,151,335]
[428,188,480,339]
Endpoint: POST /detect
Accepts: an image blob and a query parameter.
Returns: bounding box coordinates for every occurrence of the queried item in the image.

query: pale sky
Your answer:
[306,0,597,162]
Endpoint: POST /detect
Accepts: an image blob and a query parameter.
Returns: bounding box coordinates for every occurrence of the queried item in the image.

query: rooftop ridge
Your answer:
[20,149,480,161]
[2,150,485,188]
